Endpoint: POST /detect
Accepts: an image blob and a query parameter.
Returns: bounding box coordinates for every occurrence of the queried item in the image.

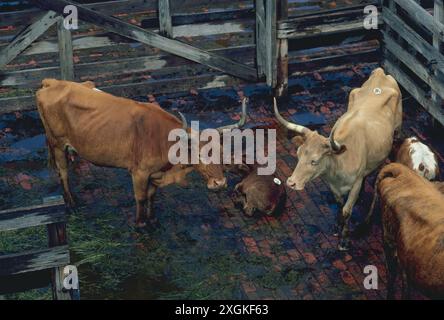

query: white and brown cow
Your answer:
[274,68,403,250]
[396,137,439,180]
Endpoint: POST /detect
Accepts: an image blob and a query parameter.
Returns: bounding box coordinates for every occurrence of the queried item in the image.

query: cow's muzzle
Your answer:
[286,178,305,191]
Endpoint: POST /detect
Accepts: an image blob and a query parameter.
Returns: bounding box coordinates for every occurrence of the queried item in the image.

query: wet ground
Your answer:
[1,63,443,300]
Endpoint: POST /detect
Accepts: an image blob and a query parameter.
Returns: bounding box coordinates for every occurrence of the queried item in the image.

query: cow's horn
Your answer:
[217,97,248,133]
[273,97,309,134]
[178,111,188,130]
[329,128,343,152]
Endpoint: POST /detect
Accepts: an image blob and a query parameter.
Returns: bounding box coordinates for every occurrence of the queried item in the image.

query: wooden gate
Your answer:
[382,0,444,125]
[0,0,282,113]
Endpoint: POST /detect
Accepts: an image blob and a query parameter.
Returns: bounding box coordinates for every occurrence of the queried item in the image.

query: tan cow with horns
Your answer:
[36,79,247,228]
[274,68,403,250]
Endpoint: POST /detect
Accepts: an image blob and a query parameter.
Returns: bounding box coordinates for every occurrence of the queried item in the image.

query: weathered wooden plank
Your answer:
[392,0,444,37]
[57,18,74,80]
[276,0,288,97]
[255,0,266,78]
[0,72,249,114]
[0,201,66,232]
[383,31,444,99]
[30,0,258,82]
[384,58,444,125]
[0,246,70,276]
[383,9,444,70]
[278,20,378,39]
[0,11,59,69]
[158,0,173,38]
[265,0,277,87]
[432,0,444,110]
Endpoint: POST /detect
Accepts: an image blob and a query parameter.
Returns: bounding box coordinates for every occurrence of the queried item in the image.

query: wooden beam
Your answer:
[57,18,74,80]
[432,0,444,110]
[158,0,173,38]
[0,11,59,69]
[265,0,277,87]
[0,201,66,232]
[383,31,444,98]
[384,58,444,125]
[383,9,444,70]
[276,0,288,97]
[0,246,70,276]
[392,0,444,37]
[255,0,266,78]
[29,0,258,82]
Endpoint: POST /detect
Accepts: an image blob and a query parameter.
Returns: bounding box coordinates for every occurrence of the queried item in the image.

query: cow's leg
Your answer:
[131,170,149,228]
[338,177,363,251]
[146,182,158,223]
[53,147,75,207]
[384,243,398,300]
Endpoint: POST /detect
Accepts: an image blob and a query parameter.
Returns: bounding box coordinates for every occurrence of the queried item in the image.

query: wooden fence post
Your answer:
[57,18,74,81]
[265,0,277,88]
[255,0,266,78]
[276,0,288,98]
[433,0,443,115]
[159,0,173,38]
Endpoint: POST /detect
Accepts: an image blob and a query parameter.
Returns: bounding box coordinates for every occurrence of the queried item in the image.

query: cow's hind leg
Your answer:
[338,177,363,251]
[53,147,75,207]
[146,183,158,225]
[131,170,150,228]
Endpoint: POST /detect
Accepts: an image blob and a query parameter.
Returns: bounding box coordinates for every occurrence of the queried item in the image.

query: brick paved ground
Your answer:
[1,63,442,299]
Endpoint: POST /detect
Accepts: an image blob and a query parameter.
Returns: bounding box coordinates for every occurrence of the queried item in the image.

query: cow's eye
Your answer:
[311,160,318,166]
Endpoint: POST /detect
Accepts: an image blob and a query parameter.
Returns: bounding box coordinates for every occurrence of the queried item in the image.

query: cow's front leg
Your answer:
[338,177,363,251]
[146,183,158,224]
[53,148,75,207]
[131,170,149,228]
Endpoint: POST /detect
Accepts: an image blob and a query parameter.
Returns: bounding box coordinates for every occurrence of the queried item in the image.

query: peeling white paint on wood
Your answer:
[173,22,245,38]
[22,36,117,55]
[202,75,229,89]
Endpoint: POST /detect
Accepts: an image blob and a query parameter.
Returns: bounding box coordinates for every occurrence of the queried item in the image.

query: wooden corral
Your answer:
[0,0,379,114]
[382,0,444,125]
[0,197,76,300]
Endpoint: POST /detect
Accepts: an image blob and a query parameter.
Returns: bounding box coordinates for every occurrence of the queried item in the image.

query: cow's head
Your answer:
[274,98,346,191]
[178,98,248,190]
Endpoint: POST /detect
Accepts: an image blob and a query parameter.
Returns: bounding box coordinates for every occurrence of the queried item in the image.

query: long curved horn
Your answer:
[177,111,188,130]
[273,97,309,134]
[329,128,343,152]
[217,97,248,133]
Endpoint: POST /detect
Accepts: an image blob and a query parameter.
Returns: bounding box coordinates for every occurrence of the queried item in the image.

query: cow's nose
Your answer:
[287,178,297,189]
[212,178,227,189]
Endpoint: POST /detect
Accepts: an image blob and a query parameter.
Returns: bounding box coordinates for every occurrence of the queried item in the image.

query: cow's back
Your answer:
[379,163,444,298]
[36,79,180,170]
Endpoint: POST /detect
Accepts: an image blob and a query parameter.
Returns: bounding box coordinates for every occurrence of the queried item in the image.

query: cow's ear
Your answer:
[291,135,306,147]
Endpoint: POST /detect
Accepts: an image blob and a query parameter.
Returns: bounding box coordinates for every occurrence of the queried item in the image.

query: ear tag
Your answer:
[273,178,282,185]
[373,88,382,95]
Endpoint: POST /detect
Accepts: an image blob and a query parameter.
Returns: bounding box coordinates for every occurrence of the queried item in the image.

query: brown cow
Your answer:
[36,79,247,227]
[274,68,403,250]
[231,164,286,217]
[396,137,439,180]
[376,163,444,299]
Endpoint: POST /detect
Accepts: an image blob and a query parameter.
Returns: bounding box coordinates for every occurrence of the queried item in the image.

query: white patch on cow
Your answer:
[408,137,438,180]
[273,178,282,186]
[173,22,244,38]
[92,88,102,92]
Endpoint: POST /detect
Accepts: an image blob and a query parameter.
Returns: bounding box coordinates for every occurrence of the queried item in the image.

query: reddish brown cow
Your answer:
[36,79,246,227]
[376,163,444,299]
[231,164,286,217]
[396,137,439,180]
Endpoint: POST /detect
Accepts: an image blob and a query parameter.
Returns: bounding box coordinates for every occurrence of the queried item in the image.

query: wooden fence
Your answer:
[382,0,444,125]
[0,197,76,300]
[0,0,378,114]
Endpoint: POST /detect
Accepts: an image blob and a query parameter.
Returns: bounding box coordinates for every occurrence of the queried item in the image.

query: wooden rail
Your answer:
[383,0,444,125]
[0,198,74,300]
